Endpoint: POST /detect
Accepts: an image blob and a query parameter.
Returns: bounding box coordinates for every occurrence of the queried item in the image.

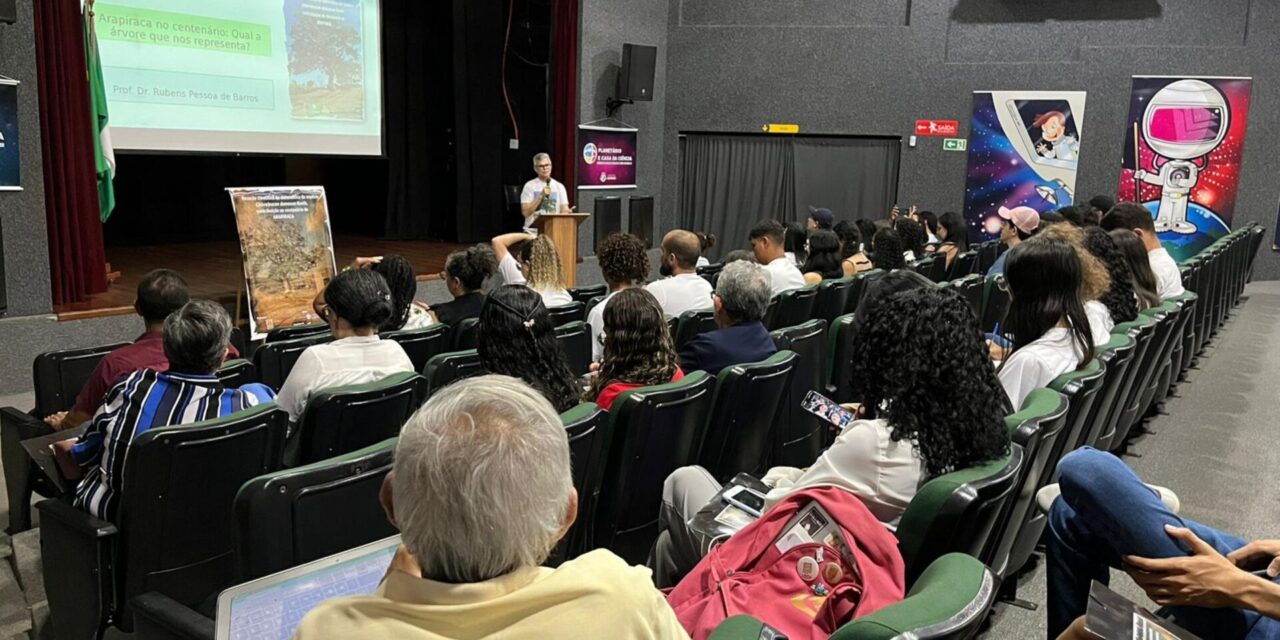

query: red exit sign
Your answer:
[915,120,959,137]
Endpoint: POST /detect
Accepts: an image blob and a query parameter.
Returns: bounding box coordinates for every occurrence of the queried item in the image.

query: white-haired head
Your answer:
[390,375,573,582]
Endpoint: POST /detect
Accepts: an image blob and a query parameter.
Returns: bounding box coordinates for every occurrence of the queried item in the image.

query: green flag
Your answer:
[85,4,115,222]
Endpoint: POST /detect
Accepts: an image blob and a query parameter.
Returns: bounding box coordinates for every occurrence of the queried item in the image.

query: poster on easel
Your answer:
[1117,76,1253,262]
[227,186,336,340]
[962,90,1088,241]
[0,78,20,191]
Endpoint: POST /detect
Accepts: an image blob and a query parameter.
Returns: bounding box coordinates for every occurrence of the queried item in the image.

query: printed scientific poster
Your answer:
[284,0,366,121]
[962,91,1088,241]
[1117,76,1252,261]
[578,124,638,189]
[228,186,337,339]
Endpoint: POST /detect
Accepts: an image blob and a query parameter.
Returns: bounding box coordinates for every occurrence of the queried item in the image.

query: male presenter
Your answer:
[520,152,572,231]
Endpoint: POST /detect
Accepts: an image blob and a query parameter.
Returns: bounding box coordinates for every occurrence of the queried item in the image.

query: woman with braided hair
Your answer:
[477,285,580,412]
[584,287,682,411]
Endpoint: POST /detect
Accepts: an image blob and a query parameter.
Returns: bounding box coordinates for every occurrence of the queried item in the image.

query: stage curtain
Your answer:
[34,0,107,305]
[550,0,579,196]
[792,137,900,226]
[678,135,795,262]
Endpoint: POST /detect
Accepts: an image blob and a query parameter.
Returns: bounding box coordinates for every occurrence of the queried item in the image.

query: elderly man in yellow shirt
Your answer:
[293,375,689,640]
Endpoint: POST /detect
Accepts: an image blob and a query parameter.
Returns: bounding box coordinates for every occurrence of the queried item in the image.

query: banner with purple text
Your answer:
[578,124,637,189]
[1117,76,1252,262]
[962,90,1088,242]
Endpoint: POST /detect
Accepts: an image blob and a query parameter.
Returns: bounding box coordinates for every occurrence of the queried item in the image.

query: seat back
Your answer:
[583,294,607,319]
[118,404,289,618]
[976,240,1000,274]
[948,274,985,320]
[252,333,334,390]
[946,250,979,281]
[591,372,714,564]
[552,403,610,562]
[980,274,1009,333]
[546,301,586,327]
[423,349,485,395]
[673,307,719,350]
[1080,334,1137,451]
[1043,358,1106,482]
[215,359,258,389]
[452,317,481,350]
[895,445,1023,585]
[911,255,937,279]
[825,313,858,403]
[828,554,997,640]
[813,277,856,325]
[569,284,607,305]
[766,285,818,330]
[264,323,329,344]
[925,254,948,282]
[32,342,130,415]
[294,372,427,465]
[770,319,829,465]
[1095,315,1157,452]
[382,324,452,372]
[697,262,724,288]
[699,351,798,481]
[234,438,396,581]
[553,320,594,377]
[844,268,884,315]
[1111,303,1176,447]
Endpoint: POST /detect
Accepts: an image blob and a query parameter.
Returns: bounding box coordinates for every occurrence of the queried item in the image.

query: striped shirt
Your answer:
[71,369,276,521]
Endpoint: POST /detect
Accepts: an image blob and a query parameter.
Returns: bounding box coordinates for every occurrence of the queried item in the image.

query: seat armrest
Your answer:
[37,499,118,640]
[132,592,216,640]
[36,497,117,538]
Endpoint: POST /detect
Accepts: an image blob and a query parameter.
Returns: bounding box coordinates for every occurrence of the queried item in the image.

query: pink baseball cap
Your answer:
[998,206,1041,234]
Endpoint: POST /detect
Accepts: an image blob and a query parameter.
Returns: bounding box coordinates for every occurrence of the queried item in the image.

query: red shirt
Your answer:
[72,331,240,416]
[595,368,685,411]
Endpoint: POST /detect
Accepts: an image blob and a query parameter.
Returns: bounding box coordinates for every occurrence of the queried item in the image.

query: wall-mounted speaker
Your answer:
[594,196,623,249]
[628,195,654,249]
[0,0,15,25]
[617,44,657,102]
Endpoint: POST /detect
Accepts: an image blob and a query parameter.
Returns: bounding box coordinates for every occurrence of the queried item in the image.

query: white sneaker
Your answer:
[1036,483,1180,514]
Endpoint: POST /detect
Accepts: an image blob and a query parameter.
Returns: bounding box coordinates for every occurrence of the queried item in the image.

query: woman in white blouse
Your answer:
[491,232,573,307]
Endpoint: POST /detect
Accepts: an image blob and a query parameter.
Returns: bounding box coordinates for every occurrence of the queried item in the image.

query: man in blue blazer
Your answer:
[679,260,777,376]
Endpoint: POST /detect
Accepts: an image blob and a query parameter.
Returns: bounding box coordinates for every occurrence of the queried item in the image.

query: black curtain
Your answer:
[793,137,899,224]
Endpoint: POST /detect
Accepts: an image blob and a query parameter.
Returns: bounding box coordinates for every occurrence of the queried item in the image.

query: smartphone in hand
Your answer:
[801,390,858,430]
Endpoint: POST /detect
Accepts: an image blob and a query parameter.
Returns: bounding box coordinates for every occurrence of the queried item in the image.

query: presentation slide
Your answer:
[94,0,382,156]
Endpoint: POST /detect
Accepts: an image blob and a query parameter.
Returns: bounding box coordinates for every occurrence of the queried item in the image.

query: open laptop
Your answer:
[215,535,401,640]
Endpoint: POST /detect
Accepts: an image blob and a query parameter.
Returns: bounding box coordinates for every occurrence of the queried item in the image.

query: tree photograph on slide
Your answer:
[284,0,365,121]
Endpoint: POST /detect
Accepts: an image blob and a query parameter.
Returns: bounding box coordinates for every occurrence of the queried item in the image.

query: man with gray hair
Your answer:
[519,151,572,230]
[677,260,777,376]
[294,375,688,639]
[54,300,274,521]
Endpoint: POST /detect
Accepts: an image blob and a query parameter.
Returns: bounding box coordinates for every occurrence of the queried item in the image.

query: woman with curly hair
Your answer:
[870,228,907,272]
[1035,222,1114,344]
[1109,229,1162,311]
[893,217,927,262]
[833,220,872,276]
[587,232,651,361]
[801,229,844,284]
[491,232,573,307]
[477,285,580,413]
[1081,226,1139,324]
[584,288,681,411]
[427,245,498,327]
[649,286,1010,586]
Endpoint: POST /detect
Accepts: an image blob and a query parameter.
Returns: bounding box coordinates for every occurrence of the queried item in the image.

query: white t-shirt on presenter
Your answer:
[521,177,570,230]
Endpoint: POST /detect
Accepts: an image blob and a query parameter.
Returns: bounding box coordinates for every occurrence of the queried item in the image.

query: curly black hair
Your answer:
[832,220,862,260]
[444,245,498,291]
[871,228,906,271]
[325,269,395,330]
[477,285,580,413]
[584,288,678,403]
[894,217,927,257]
[372,254,417,331]
[801,229,843,280]
[1081,227,1138,324]
[850,287,1010,477]
[596,233,650,286]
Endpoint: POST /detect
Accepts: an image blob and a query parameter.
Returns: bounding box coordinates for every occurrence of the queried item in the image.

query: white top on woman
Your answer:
[1084,300,1114,346]
[998,327,1082,410]
[497,253,573,307]
[275,336,415,423]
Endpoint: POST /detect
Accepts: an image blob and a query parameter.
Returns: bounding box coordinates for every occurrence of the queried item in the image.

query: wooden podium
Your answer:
[531,213,591,287]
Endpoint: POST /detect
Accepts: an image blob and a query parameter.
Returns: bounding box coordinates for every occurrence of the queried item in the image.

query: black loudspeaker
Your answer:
[628,196,654,249]
[0,0,15,25]
[594,196,623,249]
[617,44,657,101]
[0,214,7,316]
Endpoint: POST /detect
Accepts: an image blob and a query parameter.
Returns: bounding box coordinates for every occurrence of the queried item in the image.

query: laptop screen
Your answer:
[218,536,400,640]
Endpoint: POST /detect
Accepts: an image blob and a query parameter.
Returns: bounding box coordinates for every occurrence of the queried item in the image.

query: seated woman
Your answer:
[695,231,716,268]
[476,285,580,413]
[651,286,1011,586]
[277,269,415,423]
[995,238,1095,410]
[893,217,927,263]
[935,211,969,269]
[833,221,873,276]
[801,229,844,284]
[491,232,574,307]
[870,228,907,272]
[783,222,808,267]
[367,255,434,331]
[1036,223,1115,345]
[916,210,940,245]
[428,245,497,327]
[1110,228,1163,311]
[1081,226,1139,325]
[584,288,683,411]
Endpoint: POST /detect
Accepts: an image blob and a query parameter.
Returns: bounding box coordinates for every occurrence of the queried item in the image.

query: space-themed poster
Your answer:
[1118,76,1252,261]
[962,91,1088,242]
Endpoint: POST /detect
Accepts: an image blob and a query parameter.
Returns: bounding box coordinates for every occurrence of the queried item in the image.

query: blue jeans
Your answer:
[1047,447,1280,639]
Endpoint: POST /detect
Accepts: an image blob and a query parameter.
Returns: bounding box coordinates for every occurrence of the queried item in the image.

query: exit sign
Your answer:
[915,119,959,137]
[943,138,967,151]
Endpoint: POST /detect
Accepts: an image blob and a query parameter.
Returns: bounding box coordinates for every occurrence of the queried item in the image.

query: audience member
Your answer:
[1081,227,1140,324]
[695,231,716,267]
[57,301,274,521]
[801,229,844,284]
[748,219,806,296]
[807,206,834,230]
[935,211,970,269]
[277,270,414,423]
[1058,205,1087,227]
[584,288,682,411]
[368,255,434,331]
[1110,228,1163,310]
[1039,211,1066,225]
[45,269,204,431]
[855,219,880,252]
[1088,195,1115,223]
[783,221,808,267]
[646,230,715,317]
[722,249,756,265]
[996,238,1095,409]
[678,261,776,376]
[833,220,873,276]
[426,245,497,327]
[894,217,927,262]
[477,285,580,413]
[492,232,573,307]
[1101,202,1186,299]
[1037,223,1115,345]
[988,206,1041,276]
[652,287,1010,586]
[870,228,907,272]
[916,210,940,244]
[293,375,687,639]
[852,270,934,332]
[587,232,651,361]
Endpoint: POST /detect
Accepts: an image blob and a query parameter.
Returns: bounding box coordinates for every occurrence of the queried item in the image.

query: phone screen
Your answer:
[723,486,767,517]
[801,390,857,429]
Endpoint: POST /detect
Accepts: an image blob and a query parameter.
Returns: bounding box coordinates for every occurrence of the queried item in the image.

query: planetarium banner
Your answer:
[962,90,1088,242]
[577,124,637,189]
[1117,76,1253,261]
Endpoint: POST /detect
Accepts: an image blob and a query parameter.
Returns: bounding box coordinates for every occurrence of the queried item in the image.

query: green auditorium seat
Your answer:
[546,301,585,327]
[382,323,452,372]
[765,285,818,331]
[672,307,719,350]
[980,274,1009,334]
[698,351,798,482]
[825,312,858,403]
[813,277,857,324]
[553,320,593,377]
[569,284,607,305]
[845,268,884,314]
[214,358,257,389]
[1080,334,1137,451]
[946,250,979,281]
[264,323,329,344]
[252,332,333,390]
[551,403,609,563]
[770,319,829,465]
[422,349,484,395]
[289,372,427,465]
[451,317,480,350]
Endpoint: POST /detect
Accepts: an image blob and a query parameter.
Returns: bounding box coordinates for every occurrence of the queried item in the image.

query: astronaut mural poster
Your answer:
[963,91,1088,241]
[1118,76,1252,261]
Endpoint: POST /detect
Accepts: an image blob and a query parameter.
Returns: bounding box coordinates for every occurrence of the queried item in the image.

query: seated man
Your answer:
[678,260,776,376]
[1101,203,1186,300]
[1048,447,1280,639]
[56,300,274,522]
[294,375,687,639]
[646,229,714,317]
[749,219,806,296]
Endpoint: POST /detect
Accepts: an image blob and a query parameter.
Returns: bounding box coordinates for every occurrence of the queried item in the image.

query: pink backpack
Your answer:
[665,486,906,640]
